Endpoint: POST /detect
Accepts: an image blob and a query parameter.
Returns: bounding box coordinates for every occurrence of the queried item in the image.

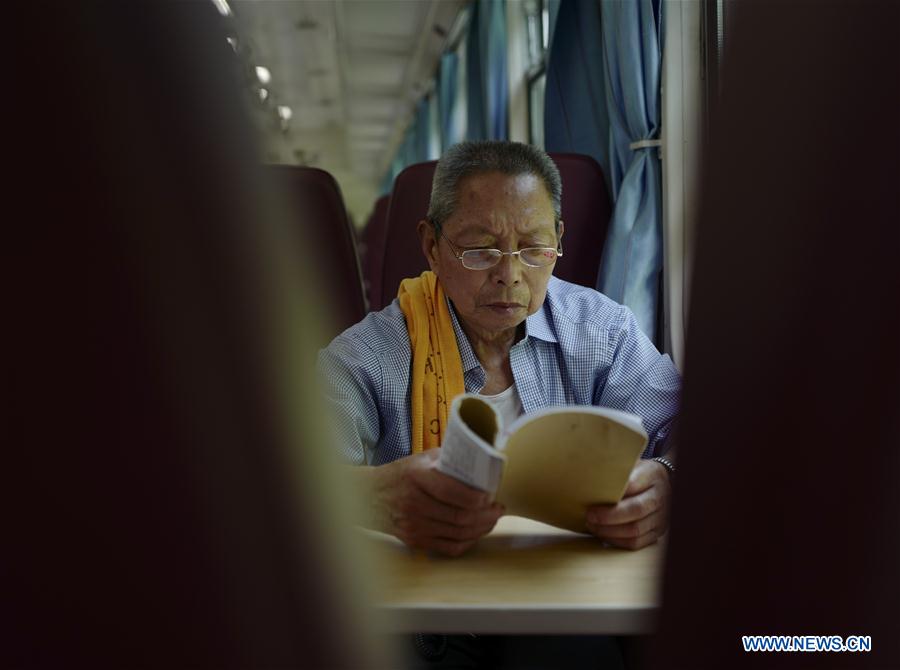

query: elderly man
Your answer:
[319,141,680,558]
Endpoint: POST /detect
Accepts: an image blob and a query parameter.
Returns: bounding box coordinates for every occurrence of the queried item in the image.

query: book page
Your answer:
[436,395,507,494]
[496,406,648,533]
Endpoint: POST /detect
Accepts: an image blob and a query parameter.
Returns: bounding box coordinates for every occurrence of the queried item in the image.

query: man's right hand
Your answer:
[367,449,505,556]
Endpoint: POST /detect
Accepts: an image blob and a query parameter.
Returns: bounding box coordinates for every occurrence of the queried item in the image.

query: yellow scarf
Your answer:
[398,271,466,453]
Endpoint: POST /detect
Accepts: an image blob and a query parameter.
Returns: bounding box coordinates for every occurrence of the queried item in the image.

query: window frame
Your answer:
[523,0,548,147]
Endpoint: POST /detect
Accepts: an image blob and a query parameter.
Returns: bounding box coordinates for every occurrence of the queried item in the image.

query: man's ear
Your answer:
[417,220,439,274]
[556,219,565,247]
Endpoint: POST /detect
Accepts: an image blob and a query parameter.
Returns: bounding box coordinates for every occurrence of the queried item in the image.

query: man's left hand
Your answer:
[585,458,671,550]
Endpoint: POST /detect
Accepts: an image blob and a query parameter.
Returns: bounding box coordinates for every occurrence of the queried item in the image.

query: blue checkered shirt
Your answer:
[318,276,681,466]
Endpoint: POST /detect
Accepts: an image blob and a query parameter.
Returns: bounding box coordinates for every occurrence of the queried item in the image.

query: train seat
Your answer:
[360,194,390,311]
[266,165,367,342]
[376,161,437,310]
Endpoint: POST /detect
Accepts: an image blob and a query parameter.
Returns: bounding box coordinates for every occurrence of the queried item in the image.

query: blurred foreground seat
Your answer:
[8,3,382,667]
[652,1,900,668]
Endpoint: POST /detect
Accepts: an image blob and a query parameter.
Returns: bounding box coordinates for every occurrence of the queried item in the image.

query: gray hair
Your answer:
[427,141,562,233]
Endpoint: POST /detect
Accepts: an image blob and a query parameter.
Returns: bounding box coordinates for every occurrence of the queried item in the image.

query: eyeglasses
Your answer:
[438,229,563,271]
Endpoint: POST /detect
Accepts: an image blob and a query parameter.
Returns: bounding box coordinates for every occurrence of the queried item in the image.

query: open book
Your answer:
[437,394,648,533]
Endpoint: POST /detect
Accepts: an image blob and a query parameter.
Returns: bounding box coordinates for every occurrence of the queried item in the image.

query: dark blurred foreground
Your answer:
[652,1,900,668]
[7,3,381,667]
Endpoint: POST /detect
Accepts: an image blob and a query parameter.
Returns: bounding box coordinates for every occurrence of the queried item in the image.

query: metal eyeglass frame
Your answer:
[435,224,564,271]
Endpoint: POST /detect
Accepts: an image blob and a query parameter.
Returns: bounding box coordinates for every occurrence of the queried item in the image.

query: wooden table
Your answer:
[364,516,664,634]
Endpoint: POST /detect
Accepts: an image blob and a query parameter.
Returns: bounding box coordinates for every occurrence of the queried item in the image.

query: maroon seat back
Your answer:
[360,194,390,311]
[266,165,366,340]
[376,161,438,310]
[375,154,612,310]
[549,153,612,289]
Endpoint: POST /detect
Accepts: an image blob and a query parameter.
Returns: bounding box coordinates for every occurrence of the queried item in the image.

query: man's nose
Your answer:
[491,252,522,285]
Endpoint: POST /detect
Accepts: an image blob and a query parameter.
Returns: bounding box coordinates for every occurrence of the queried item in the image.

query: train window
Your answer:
[427,90,441,159]
[524,0,544,68]
[523,0,549,148]
[452,30,469,145]
[528,71,546,149]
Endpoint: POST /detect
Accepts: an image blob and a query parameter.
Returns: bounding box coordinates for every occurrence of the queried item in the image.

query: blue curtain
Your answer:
[438,52,461,150]
[465,0,508,140]
[544,0,611,191]
[381,0,508,190]
[413,98,431,162]
[380,125,417,195]
[380,64,443,193]
[378,169,393,196]
[595,0,664,341]
[399,127,416,171]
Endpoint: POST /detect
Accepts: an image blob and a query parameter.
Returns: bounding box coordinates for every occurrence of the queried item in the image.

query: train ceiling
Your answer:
[231,0,464,182]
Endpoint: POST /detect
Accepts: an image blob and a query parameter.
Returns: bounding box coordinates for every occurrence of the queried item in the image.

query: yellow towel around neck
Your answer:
[398,271,466,453]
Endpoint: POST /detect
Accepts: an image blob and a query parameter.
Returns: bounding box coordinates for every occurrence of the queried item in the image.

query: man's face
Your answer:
[419,171,560,339]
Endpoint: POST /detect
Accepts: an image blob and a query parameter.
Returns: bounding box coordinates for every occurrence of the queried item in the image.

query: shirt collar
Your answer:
[524,299,558,343]
[446,298,483,374]
[446,290,558,370]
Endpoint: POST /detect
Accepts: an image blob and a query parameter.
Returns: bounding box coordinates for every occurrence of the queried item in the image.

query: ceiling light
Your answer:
[258,88,269,102]
[255,66,271,85]
[211,0,232,17]
[226,37,238,52]
[277,106,293,121]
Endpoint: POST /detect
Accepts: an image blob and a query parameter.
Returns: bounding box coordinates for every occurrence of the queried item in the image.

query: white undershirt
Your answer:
[477,383,524,438]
